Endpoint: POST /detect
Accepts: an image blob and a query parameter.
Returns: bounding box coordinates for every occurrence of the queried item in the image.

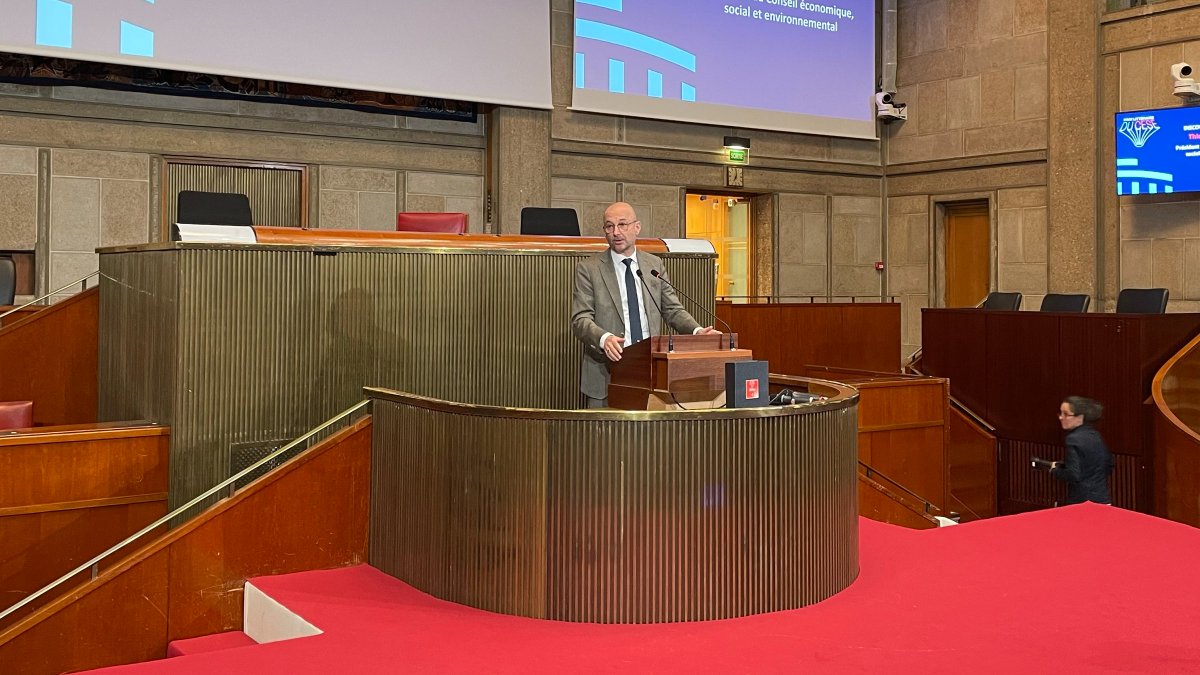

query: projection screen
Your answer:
[0,0,553,109]
[571,0,878,139]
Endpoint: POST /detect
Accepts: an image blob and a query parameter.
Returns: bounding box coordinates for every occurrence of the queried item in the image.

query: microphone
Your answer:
[649,269,736,350]
[636,269,674,353]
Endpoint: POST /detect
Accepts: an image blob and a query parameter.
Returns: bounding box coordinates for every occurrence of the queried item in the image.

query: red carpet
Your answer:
[90,504,1200,673]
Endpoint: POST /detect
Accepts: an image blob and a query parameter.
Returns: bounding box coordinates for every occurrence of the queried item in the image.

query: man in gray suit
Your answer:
[570,202,719,408]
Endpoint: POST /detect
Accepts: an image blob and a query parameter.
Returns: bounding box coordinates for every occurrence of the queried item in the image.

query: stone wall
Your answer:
[890,0,1049,164]
[1107,28,1200,312]
[0,83,485,296]
[881,0,1051,354]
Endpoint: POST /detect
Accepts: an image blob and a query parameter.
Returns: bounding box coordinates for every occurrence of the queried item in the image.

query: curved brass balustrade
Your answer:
[1152,331,1200,525]
[366,380,860,624]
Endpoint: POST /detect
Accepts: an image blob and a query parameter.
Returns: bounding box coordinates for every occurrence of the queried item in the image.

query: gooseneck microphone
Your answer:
[635,268,674,353]
[649,269,736,351]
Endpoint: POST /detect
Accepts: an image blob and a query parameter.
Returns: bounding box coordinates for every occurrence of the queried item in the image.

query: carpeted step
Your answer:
[166,631,257,658]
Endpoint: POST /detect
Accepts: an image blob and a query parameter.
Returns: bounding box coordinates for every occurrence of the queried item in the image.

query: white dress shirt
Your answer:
[599,249,652,348]
[597,249,704,349]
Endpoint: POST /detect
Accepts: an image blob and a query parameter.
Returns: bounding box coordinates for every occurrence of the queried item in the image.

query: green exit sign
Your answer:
[726,148,748,164]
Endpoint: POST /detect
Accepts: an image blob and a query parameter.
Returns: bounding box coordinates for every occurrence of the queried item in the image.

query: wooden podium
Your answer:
[607,334,753,410]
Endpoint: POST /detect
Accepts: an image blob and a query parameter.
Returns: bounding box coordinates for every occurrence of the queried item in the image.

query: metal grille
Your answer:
[369,394,859,623]
[229,438,293,490]
[1000,440,1140,511]
[165,161,305,229]
[99,244,715,511]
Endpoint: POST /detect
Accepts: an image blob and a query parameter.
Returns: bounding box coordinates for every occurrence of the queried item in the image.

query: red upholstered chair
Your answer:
[395,212,468,234]
[0,400,33,430]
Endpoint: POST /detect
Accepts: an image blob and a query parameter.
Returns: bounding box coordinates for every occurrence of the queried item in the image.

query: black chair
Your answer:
[177,191,254,227]
[0,257,14,306]
[1039,293,1090,313]
[981,291,1022,311]
[520,207,580,236]
[1116,288,1169,314]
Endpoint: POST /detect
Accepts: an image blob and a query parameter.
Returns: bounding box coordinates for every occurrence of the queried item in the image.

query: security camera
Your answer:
[1171,62,1200,99]
[875,91,908,122]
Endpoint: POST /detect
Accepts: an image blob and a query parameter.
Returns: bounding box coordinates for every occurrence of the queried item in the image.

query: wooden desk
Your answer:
[921,308,1200,513]
[716,302,901,375]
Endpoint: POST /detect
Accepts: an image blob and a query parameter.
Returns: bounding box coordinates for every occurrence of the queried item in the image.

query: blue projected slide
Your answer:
[1115,107,1200,196]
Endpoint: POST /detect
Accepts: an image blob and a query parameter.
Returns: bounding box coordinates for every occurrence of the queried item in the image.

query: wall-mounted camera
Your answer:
[1172,62,1200,100]
[875,91,907,122]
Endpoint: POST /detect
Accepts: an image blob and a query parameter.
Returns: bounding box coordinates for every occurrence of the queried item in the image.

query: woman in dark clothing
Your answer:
[1051,396,1115,505]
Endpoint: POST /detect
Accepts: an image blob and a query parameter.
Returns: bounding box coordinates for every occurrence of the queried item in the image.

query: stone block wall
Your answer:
[1113,37,1200,312]
[889,0,1049,164]
[778,194,830,298]
[996,187,1048,309]
[319,167,487,233]
[887,195,931,359]
[0,145,38,253]
[0,80,486,297]
[831,196,884,298]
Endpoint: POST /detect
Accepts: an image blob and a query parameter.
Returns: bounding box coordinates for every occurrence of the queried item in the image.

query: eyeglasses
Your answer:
[1058,410,1079,418]
[602,220,638,233]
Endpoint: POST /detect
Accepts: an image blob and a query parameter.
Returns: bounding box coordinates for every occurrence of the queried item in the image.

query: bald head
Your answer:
[602,202,641,256]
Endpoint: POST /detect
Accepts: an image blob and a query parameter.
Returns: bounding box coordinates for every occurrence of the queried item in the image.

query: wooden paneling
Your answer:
[717,302,902,375]
[946,406,997,521]
[0,305,45,328]
[0,425,169,628]
[1152,332,1200,526]
[944,204,990,308]
[857,475,939,530]
[922,308,1200,514]
[0,426,169,508]
[795,369,950,514]
[0,548,170,674]
[165,418,371,641]
[0,286,98,426]
[860,426,946,510]
[0,502,166,628]
[0,418,371,675]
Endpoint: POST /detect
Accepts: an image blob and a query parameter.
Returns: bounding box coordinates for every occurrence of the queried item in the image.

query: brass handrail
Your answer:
[0,271,99,321]
[0,399,371,623]
[717,295,899,304]
[1152,332,1200,442]
[857,460,941,515]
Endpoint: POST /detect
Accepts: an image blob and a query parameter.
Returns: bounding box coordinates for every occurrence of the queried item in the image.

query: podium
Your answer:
[607,333,753,410]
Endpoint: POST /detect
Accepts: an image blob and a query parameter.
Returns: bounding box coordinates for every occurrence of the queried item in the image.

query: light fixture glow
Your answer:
[722,135,751,150]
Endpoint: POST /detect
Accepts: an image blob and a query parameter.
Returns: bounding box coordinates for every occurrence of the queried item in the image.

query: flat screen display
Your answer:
[1115,106,1200,195]
[571,0,878,139]
[0,1,552,109]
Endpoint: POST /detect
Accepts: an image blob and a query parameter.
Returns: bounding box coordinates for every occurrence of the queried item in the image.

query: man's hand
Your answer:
[697,326,721,335]
[603,334,624,361]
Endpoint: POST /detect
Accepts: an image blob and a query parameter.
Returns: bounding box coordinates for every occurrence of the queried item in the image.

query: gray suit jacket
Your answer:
[570,250,701,399]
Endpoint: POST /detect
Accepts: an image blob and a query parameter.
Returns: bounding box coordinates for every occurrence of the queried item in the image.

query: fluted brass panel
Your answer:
[166,162,304,227]
[368,387,860,623]
[98,243,714,510]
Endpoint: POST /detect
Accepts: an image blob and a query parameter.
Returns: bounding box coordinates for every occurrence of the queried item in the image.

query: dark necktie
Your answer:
[623,259,643,343]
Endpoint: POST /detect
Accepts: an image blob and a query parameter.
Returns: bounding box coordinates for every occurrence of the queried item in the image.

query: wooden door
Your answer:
[944,203,990,308]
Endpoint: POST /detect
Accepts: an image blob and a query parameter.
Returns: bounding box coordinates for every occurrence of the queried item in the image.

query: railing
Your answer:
[0,271,98,322]
[717,295,899,304]
[858,460,942,516]
[1151,331,1200,525]
[0,399,371,624]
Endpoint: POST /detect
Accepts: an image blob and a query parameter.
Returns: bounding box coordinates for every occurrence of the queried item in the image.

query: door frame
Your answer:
[930,192,997,308]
